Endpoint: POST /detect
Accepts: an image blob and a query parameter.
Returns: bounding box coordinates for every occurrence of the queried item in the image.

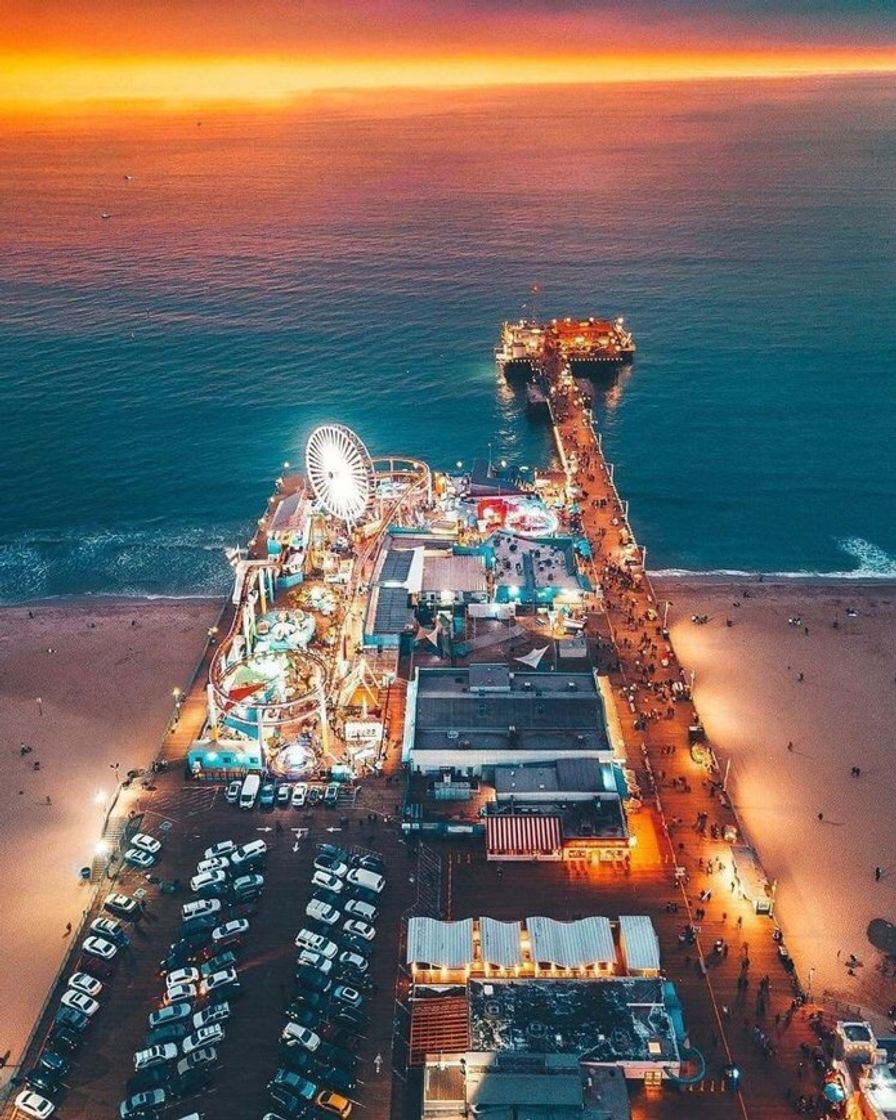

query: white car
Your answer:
[196,856,231,875]
[311,870,344,894]
[294,929,338,958]
[163,983,198,1006]
[119,1089,168,1119]
[224,780,241,803]
[134,1042,178,1070]
[306,899,340,926]
[192,1001,231,1029]
[181,898,221,921]
[343,898,377,923]
[298,949,333,974]
[342,918,375,941]
[204,840,236,860]
[190,869,227,893]
[82,935,118,960]
[200,967,239,997]
[68,971,103,998]
[338,950,369,974]
[212,918,249,944]
[131,832,162,855]
[166,967,200,991]
[292,783,308,808]
[124,848,155,869]
[182,1024,224,1054]
[230,839,267,869]
[288,1025,322,1052]
[61,989,100,1017]
[14,1090,55,1119]
[90,917,126,943]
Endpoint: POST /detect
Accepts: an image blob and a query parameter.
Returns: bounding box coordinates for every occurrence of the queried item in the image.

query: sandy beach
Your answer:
[658,578,896,1027]
[0,598,220,1083]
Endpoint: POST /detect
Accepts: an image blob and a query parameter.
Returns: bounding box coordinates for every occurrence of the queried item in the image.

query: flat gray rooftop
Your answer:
[413,669,610,754]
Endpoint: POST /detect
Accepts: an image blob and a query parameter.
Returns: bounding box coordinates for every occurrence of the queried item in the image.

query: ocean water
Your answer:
[1,77,895,600]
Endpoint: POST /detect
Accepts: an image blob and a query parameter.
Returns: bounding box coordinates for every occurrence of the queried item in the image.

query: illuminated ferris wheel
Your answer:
[305,424,375,527]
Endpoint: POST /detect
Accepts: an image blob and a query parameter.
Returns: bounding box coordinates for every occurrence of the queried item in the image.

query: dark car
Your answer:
[288,991,328,1014]
[317,843,349,862]
[48,1025,83,1053]
[36,1051,70,1079]
[180,914,218,939]
[24,1068,62,1097]
[279,1045,318,1077]
[200,950,238,976]
[171,1064,214,1098]
[295,967,332,995]
[143,1022,190,1048]
[227,899,258,921]
[319,1022,357,1050]
[118,1088,169,1118]
[126,1066,174,1097]
[159,942,201,974]
[338,933,373,959]
[349,852,385,873]
[55,1005,90,1033]
[310,889,343,913]
[268,1069,317,1101]
[286,1005,321,1029]
[317,1066,357,1095]
[268,1084,311,1118]
[315,1041,356,1073]
[332,1005,368,1031]
[344,883,380,907]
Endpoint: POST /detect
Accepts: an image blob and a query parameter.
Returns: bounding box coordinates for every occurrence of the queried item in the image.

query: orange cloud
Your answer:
[2,47,896,112]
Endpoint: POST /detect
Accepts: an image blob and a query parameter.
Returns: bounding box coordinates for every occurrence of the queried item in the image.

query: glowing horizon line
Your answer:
[2,49,896,112]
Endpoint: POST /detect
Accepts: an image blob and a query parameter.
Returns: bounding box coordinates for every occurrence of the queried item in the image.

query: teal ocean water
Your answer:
[1,77,895,601]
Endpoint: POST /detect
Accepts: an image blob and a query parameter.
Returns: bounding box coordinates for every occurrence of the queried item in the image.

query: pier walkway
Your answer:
[545,372,831,1118]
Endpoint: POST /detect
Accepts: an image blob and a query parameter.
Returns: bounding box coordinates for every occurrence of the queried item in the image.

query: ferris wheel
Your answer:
[305,423,375,526]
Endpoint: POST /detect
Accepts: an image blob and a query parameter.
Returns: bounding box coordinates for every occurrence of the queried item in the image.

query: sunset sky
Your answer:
[3,0,896,109]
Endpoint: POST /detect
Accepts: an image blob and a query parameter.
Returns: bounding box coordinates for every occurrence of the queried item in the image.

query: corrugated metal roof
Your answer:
[618,915,660,973]
[407,917,475,967]
[486,815,562,856]
[380,548,415,583]
[371,585,415,635]
[480,917,523,967]
[527,916,616,968]
[422,554,487,594]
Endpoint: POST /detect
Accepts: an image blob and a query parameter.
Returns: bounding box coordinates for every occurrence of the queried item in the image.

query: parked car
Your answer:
[268,1084,312,1117]
[267,1069,317,1102]
[295,929,338,958]
[316,1089,353,1119]
[295,966,332,995]
[47,1026,83,1053]
[287,990,328,1014]
[142,1022,190,1048]
[276,783,292,808]
[125,1066,173,1098]
[104,892,140,920]
[192,1001,231,1029]
[190,870,227,895]
[199,950,238,977]
[317,843,349,861]
[118,1088,169,1119]
[259,782,277,809]
[124,848,156,870]
[200,967,240,999]
[312,870,344,895]
[131,833,162,856]
[230,839,267,869]
[345,868,385,895]
[181,898,221,922]
[285,1005,320,1029]
[338,932,373,959]
[34,1051,69,1081]
[224,779,242,804]
[90,917,129,945]
[148,1002,192,1030]
[175,1047,218,1075]
[60,990,100,1018]
[211,918,249,946]
[349,851,386,874]
[291,783,308,808]
[307,787,321,806]
[341,919,375,942]
[181,1024,224,1054]
[337,950,369,975]
[313,854,348,878]
[54,1005,89,1033]
[332,984,363,1009]
[159,942,201,975]
[179,914,217,939]
[166,967,200,991]
[232,873,264,901]
[319,1066,358,1095]
[134,1043,178,1071]
[163,983,198,1006]
[278,1045,318,1077]
[68,971,103,999]
[311,888,344,913]
[23,1069,61,1099]
[14,1090,56,1119]
[305,900,340,927]
[203,839,236,860]
[297,949,333,974]
[343,898,377,923]
[323,783,340,807]
[196,856,231,876]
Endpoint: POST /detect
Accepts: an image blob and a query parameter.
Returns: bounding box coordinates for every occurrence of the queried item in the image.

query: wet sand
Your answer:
[0,598,220,1085]
[657,578,896,1026]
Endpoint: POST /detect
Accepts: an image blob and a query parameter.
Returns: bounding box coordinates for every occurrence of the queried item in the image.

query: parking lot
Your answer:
[5,769,416,1120]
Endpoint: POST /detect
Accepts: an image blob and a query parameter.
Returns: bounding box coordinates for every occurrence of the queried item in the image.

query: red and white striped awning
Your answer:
[486,814,562,858]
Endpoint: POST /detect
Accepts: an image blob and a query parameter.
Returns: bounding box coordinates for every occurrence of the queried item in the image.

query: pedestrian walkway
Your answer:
[544,371,830,1117]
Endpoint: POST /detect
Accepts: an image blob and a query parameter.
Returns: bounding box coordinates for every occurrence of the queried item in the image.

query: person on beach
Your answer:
[875,867,882,881]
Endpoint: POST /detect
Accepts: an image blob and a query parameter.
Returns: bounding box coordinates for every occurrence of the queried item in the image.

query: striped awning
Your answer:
[486,814,562,856]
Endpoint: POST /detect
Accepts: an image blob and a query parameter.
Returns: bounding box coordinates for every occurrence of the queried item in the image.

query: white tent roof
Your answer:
[480,917,523,967]
[618,915,661,973]
[527,916,616,968]
[407,917,475,968]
